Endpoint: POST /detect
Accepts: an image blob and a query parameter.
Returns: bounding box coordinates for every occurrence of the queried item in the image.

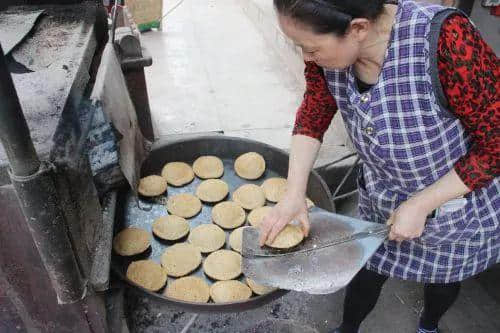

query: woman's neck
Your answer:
[354,4,398,84]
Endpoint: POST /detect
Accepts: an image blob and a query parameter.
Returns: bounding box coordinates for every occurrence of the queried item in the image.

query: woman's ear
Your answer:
[346,18,370,42]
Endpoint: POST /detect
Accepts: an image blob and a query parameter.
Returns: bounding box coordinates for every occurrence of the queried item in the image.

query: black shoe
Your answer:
[416,327,440,333]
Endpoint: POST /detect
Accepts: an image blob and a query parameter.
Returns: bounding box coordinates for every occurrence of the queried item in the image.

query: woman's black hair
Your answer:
[274,0,388,36]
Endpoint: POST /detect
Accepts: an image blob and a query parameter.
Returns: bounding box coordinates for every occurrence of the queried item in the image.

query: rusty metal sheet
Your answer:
[90,43,151,195]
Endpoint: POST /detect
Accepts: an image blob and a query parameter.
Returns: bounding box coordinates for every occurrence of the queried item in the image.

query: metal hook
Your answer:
[110,0,122,45]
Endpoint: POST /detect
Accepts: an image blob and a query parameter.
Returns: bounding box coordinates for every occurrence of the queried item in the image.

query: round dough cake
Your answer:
[192,156,224,179]
[161,243,202,277]
[261,177,287,202]
[152,215,190,241]
[195,179,229,203]
[188,224,226,253]
[210,280,252,303]
[113,227,151,256]
[246,278,276,295]
[266,224,304,249]
[228,226,250,253]
[212,201,246,229]
[232,184,266,210]
[138,175,168,197]
[203,249,242,281]
[166,193,202,218]
[247,206,273,227]
[234,152,266,180]
[161,162,194,186]
[126,260,167,292]
[164,276,210,303]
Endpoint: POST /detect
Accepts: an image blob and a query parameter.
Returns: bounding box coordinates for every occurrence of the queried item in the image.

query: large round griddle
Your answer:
[112,136,334,313]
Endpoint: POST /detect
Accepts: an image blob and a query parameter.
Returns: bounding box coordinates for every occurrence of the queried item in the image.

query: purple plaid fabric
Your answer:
[324,0,499,283]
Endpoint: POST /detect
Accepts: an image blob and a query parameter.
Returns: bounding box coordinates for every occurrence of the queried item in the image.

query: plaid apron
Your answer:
[324,0,499,283]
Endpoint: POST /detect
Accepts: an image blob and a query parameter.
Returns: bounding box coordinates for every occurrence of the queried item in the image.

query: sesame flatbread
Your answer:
[261,177,287,202]
[164,276,210,303]
[228,226,250,253]
[126,260,167,292]
[212,201,246,229]
[113,227,151,256]
[166,193,202,218]
[138,175,168,197]
[161,243,202,277]
[152,215,190,241]
[203,250,242,281]
[161,162,194,186]
[210,280,252,303]
[247,206,273,227]
[266,224,304,249]
[188,224,226,253]
[232,184,265,210]
[195,179,229,203]
[192,156,224,179]
[234,152,266,180]
[246,278,277,295]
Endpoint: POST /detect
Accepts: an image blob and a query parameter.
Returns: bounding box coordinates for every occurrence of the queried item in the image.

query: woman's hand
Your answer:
[387,197,429,242]
[387,168,471,242]
[257,134,321,246]
[258,192,309,246]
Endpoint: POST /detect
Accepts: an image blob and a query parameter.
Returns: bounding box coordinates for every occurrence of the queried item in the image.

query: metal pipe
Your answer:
[9,163,87,304]
[0,43,86,304]
[0,44,40,177]
[332,189,359,201]
[332,156,361,198]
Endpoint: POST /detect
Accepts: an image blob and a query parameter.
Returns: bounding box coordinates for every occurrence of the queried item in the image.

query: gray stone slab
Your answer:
[442,277,500,332]
[142,0,302,138]
[242,319,319,333]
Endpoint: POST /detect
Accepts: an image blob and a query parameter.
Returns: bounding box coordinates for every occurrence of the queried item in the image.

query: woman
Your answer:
[258,1,499,332]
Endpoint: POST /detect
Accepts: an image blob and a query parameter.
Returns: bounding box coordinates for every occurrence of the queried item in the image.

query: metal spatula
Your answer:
[241,207,389,295]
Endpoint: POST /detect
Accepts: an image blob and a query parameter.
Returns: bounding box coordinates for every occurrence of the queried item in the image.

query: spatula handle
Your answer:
[255,226,389,257]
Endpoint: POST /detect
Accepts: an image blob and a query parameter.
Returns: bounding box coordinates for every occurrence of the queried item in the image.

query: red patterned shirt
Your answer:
[293,15,499,190]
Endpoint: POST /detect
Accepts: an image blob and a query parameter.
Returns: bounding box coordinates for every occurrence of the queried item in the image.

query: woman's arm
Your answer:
[287,135,322,198]
[259,62,338,245]
[389,14,499,241]
[437,14,499,191]
[292,62,338,141]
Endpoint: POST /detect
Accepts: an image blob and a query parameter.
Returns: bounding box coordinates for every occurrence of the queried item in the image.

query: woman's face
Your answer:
[278,14,363,69]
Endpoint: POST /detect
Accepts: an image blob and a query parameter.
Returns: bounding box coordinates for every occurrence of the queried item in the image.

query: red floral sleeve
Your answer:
[292,61,337,142]
[438,14,500,190]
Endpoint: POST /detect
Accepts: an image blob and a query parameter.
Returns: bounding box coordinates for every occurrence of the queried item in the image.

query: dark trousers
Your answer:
[339,268,461,332]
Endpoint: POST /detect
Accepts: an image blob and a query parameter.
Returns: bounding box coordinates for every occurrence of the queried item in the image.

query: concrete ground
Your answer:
[141,0,351,166]
[130,0,500,332]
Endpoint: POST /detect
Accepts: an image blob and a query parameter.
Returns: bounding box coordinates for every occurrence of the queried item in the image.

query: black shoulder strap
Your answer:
[428,8,467,116]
